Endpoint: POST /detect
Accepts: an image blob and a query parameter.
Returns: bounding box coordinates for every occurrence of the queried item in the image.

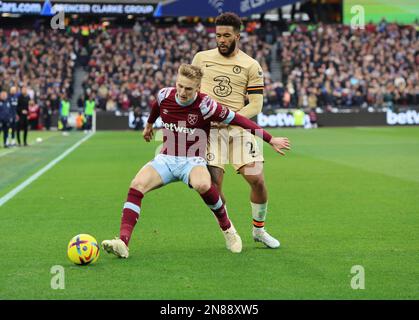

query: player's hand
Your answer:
[143,124,154,142]
[269,137,291,156]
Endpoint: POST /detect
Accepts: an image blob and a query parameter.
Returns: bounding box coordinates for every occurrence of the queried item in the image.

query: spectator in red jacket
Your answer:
[28,99,40,130]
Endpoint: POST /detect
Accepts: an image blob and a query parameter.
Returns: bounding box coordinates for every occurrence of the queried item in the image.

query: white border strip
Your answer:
[0,149,15,159]
[0,132,94,207]
[0,134,58,159]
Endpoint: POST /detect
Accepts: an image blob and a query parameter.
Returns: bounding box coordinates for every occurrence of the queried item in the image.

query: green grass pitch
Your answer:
[0,127,418,299]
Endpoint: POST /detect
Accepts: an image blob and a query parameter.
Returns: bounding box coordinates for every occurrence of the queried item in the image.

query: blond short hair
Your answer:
[178,64,204,82]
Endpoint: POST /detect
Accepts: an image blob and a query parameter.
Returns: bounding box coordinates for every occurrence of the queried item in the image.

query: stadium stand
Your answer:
[278,21,419,111]
[79,20,275,113]
[0,18,417,128]
[0,27,77,114]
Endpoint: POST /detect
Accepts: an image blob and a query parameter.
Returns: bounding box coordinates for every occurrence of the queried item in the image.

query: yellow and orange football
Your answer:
[67,234,100,265]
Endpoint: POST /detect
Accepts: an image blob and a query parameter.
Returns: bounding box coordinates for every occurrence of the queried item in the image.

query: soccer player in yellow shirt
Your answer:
[192,12,288,248]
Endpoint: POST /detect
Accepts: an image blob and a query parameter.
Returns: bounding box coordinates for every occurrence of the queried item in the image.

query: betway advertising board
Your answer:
[106,110,419,130]
[254,110,419,128]
[386,110,419,126]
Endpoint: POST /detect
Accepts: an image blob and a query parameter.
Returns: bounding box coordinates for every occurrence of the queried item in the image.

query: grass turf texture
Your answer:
[0,127,418,299]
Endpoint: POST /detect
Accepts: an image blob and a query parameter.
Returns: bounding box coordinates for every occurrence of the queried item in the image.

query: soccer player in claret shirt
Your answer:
[192,12,281,248]
[101,64,290,258]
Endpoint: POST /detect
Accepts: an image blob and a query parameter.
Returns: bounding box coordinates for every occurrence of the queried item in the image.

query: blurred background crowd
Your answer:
[0,13,418,132]
[81,21,274,113]
[278,22,418,111]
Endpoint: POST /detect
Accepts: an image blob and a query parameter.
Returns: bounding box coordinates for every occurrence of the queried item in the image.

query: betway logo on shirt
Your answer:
[387,110,419,125]
[162,122,196,134]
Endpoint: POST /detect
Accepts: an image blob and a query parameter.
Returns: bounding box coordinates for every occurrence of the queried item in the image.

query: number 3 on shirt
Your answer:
[213,76,232,97]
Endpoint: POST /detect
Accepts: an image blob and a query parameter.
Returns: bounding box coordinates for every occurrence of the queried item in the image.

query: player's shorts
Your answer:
[147,154,207,185]
[206,124,264,172]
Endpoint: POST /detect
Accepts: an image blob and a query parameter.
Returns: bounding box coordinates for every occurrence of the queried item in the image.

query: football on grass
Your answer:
[67,234,100,265]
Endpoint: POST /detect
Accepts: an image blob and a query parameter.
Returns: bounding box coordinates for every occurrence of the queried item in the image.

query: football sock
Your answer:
[251,202,268,230]
[200,185,231,231]
[120,188,143,246]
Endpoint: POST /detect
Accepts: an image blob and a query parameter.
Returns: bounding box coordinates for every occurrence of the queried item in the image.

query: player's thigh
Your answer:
[130,164,164,194]
[188,165,212,194]
[206,127,228,171]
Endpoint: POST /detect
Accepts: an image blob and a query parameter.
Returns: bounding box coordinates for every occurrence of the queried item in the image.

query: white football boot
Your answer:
[223,224,242,253]
[101,238,129,258]
[253,228,280,248]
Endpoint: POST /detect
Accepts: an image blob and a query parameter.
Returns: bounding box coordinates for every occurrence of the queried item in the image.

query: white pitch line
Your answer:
[0,149,15,159]
[0,134,58,159]
[0,132,94,207]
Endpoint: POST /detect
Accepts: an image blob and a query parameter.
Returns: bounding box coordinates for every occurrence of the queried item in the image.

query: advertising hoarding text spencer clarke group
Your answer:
[0,1,155,15]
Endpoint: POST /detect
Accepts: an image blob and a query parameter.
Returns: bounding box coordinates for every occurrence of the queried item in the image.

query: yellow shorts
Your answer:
[206,124,264,172]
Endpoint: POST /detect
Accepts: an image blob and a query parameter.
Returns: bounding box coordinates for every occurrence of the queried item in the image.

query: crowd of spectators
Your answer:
[1,18,418,126]
[0,27,77,125]
[80,21,274,113]
[277,21,419,111]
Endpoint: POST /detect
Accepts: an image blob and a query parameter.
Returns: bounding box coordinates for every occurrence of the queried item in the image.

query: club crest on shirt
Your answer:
[233,66,242,74]
[219,106,228,118]
[187,113,199,125]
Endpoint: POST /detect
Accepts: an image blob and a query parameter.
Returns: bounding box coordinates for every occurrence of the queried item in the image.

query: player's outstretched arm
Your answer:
[229,113,291,156]
[206,97,291,155]
[268,137,291,155]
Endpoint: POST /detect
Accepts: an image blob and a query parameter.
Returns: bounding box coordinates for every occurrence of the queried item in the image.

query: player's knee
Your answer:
[192,181,211,194]
[209,167,224,188]
[248,176,266,192]
[130,179,147,194]
[212,178,222,190]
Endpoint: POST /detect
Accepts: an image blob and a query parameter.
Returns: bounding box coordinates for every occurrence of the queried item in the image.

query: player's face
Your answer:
[176,75,200,103]
[215,26,239,57]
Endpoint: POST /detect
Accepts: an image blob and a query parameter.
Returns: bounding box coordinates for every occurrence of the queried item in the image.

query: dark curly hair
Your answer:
[215,12,242,33]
